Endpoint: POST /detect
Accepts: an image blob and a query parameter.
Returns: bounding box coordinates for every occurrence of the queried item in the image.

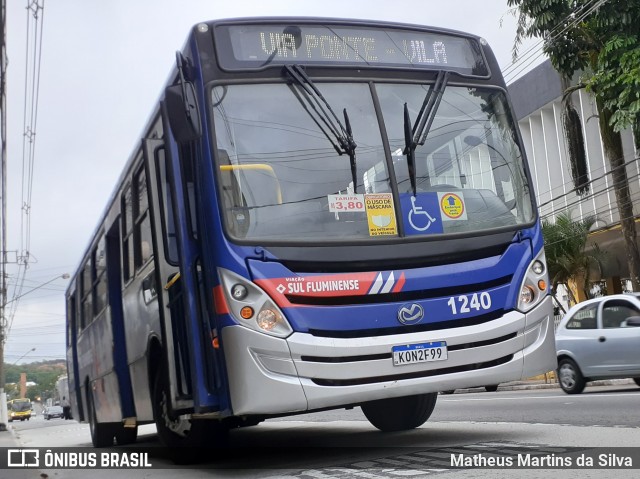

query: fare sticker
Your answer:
[328,194,366,212]
[365,193,397,236]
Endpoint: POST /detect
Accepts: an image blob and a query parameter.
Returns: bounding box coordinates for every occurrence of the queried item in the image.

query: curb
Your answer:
[441,378,635,395]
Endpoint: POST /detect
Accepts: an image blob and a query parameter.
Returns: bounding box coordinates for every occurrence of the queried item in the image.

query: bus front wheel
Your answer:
[361,393,438,432]
[153,368,211,447]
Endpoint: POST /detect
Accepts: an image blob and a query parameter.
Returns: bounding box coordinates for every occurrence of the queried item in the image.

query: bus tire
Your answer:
[153,367,206,448]
[87,389,115,447]
[361,393,438,432]
[152,368,230,454]
[115,425,138,446]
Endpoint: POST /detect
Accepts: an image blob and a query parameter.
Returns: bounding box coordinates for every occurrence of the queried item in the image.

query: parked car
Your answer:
[555,294,640,394]
[44,405,64,420]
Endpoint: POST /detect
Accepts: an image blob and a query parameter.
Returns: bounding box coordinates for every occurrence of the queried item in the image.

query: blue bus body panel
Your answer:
[243,240,533,334]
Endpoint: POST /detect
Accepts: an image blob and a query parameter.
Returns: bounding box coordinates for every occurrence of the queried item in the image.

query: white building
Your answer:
[509,60,640,300]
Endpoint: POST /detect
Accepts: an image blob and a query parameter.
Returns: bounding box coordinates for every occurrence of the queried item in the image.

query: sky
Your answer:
[3,0,544,365]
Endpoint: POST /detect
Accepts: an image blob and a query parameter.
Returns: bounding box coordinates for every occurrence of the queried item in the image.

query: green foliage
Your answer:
[590,44,640,132]
[542,211,607,303]
[508,0,640,133]
[4,360,67,401]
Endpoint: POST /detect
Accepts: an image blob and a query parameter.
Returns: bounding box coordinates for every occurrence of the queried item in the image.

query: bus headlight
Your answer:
[517,249,550,313]
[219,268,293,338]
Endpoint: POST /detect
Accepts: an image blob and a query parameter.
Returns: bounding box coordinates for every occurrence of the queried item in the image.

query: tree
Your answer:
[3,360,66,399]
[542,211,607,306]
[508,0,640,291]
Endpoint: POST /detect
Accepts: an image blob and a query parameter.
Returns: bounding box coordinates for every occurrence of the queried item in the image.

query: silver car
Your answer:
[556,294,640,394]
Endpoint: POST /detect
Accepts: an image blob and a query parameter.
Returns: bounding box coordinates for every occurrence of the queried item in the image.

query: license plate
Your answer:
[392,341,448,366]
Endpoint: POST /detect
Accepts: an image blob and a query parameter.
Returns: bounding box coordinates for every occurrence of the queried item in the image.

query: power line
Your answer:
[501,0,609,83]
[9,0,46,329]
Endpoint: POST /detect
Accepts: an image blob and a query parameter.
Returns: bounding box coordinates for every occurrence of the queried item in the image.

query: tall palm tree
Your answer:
[542,211,607,306]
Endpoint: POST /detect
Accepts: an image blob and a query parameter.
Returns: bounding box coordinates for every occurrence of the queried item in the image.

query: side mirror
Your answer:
[165,81,201,143]
[165,51,202,143]
[624,316,640,327]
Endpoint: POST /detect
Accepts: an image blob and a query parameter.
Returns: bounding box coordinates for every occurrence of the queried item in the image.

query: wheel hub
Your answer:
[160,388,191,437]
[559,364,576,388]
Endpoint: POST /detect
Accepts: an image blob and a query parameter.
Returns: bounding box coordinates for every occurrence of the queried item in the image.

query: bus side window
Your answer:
[179,144,199,239]
[121,184,134,282]
[67,294,76,340]
[93,236,108,316]
[81,258,93,328]
[155,146,179,265]
[134,166,153,269]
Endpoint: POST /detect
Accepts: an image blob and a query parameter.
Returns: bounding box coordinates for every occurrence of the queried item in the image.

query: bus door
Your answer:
[66,293,84,420]
[144,130,221,414]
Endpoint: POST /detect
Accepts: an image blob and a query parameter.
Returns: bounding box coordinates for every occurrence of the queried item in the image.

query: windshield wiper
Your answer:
[403,71,450,195]
[284,64,359,192]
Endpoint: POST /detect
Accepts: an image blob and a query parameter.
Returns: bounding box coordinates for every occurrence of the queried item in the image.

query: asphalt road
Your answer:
[7,384,640,478]
[433,383,640,427]
[263,382,640,427]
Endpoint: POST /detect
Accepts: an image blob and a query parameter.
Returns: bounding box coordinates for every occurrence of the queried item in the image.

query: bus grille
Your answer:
[301,332,517,363]
[308,309,508,338]
[310,354,514,386]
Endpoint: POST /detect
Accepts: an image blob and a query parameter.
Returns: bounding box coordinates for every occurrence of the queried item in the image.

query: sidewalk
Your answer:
[0,424,21,447]
[0,425,32,479]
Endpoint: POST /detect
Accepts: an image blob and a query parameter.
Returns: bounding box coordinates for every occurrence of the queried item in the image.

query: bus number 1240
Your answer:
[447,292,492,315]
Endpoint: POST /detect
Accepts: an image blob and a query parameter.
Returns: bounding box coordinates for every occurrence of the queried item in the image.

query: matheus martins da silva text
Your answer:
[451,453,633,468]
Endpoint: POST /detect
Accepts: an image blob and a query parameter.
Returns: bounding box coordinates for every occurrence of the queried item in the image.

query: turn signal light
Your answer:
[240,306,254,319]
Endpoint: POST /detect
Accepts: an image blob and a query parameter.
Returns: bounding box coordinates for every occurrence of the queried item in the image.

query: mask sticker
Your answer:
[364,193,397,236]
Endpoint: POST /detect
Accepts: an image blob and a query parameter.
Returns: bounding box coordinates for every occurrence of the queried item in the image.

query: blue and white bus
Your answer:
[65,17,556,448]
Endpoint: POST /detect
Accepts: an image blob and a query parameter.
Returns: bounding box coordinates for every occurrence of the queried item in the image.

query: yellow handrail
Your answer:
[164,272,181,290]
[220,164,283,204]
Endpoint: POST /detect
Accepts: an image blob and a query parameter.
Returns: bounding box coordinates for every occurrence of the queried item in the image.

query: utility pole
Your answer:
[0,0,8,432]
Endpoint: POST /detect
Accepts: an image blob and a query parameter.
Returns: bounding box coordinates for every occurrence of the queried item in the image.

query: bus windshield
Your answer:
[212,81,533,242]
[10,400,31,412]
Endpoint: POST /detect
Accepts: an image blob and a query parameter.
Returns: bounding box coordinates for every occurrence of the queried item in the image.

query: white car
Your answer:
[555,294,640,394]
[44,405,64,420]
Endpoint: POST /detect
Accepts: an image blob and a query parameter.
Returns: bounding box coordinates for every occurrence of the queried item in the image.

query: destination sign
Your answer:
[216,24,488,75]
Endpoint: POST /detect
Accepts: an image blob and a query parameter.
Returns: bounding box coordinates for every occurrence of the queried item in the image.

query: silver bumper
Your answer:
[222,295,556,415]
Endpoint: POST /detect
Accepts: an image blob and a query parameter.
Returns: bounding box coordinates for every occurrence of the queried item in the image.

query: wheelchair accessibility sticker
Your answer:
[401,193,443,235]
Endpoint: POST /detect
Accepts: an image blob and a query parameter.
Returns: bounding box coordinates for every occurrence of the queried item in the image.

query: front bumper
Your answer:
[222,295,556,416]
